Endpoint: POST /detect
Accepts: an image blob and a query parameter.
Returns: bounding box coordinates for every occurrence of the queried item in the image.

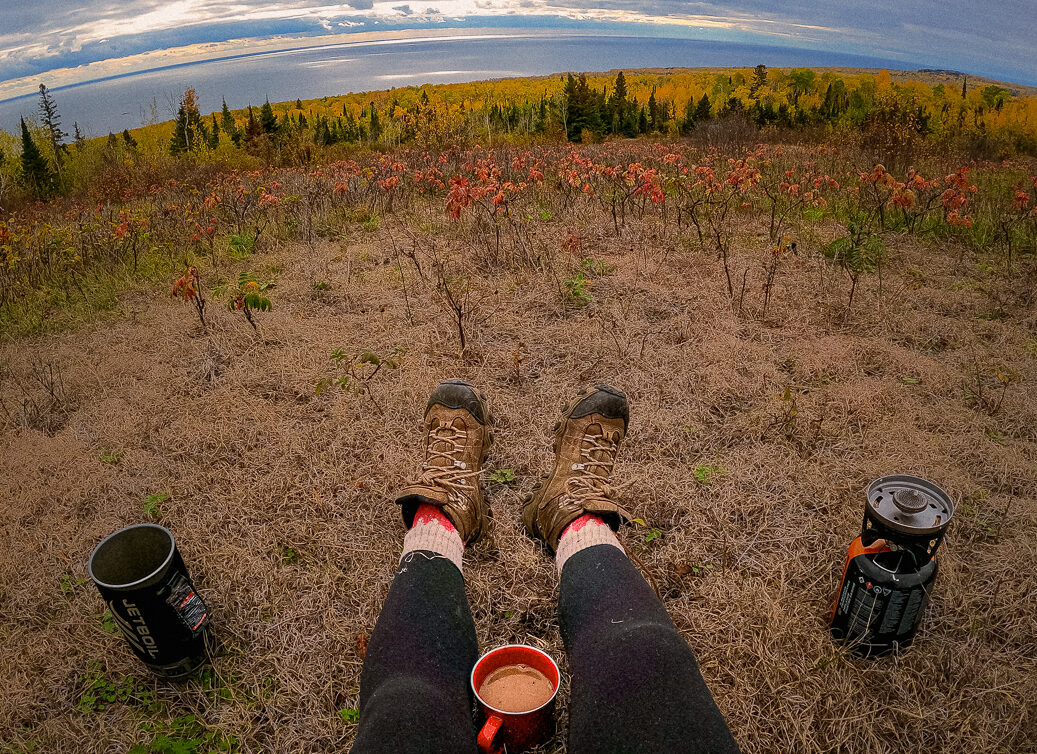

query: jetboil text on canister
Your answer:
[829,475,954,658]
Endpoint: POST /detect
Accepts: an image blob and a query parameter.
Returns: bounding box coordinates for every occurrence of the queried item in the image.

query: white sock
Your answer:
[401,504,464,572]
[555,514,624,575]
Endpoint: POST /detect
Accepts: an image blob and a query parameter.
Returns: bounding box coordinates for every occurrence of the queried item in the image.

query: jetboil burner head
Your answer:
[863,475,954,559]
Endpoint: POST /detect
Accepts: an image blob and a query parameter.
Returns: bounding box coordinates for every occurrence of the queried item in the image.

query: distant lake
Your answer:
[0,34,917,136]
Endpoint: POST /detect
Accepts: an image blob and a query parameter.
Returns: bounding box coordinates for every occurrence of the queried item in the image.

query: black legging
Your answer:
[351,545,740,753]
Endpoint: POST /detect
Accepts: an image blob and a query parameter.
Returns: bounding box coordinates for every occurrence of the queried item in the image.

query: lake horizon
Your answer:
[0,32,932,137]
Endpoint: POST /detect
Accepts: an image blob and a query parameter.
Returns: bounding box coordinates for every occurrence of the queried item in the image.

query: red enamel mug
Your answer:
[471,644,560,753]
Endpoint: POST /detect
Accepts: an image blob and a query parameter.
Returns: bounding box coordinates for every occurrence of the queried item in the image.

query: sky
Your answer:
[0,0,1034,100]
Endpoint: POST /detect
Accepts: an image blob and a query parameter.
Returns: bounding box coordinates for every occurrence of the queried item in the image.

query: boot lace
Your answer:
[419,423,479,500]
[566,431,621,502]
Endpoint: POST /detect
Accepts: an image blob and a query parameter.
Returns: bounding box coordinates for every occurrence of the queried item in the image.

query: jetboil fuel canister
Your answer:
[89,523,213,678]
[829,475,954,658]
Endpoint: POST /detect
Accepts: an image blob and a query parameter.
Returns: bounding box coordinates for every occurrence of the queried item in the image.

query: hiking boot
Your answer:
[522,384,632,552]
[396,379,492,543]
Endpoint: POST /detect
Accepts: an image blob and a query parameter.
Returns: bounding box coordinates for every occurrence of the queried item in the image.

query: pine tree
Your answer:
[648,87,660,132]
[695,93,712,122]
[681,97,696,135]
[961,77,967,98]
[259,99,277,134]
[750,64,768,99]
[368,102,381,141]
[607,71,629,134]
[122,129,137,149]
[209,113,220,148]
[18,118,54,197]
[169,89,202,155]
[244,105,263,152]
[220,98,241,146]
[295,98,303,109]
[73,122,85,150]
[37,84,67,181]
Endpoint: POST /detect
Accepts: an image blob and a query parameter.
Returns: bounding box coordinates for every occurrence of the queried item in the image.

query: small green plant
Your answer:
[129,714,237,754]
[100,449,121,464]
[277,545,298,565]
[77,668,160,714]
[312,281,330,291]
[489,469,515,484]
[580,257,615,275]
[693,464,724,485]
[226,272,273,332]
[338,708,360,723]
[60,573,86,596]
[822,211,885,317]
[101,608,119,634]
[143,492,168,520]
[316,347,404,413]
[564,272,593,306]
[644,528,663,544]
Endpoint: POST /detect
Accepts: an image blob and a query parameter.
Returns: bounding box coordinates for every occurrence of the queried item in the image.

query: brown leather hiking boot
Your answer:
[396,379,492,543]
[522,384,632,552]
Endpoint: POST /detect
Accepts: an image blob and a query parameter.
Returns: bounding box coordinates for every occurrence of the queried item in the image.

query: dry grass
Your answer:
[1,198,1036,754]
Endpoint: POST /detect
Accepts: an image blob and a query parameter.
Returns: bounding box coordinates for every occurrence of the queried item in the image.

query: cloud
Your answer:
[0,0,1033,87]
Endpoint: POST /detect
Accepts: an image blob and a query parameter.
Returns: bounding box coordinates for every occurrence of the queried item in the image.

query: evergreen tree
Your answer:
[368,102,381,141]
[18,118,54,197]
[750,64,768,99]
[37,83,67,181]
[607,71,629,134]
[122,129,137,149]
[681,97,696,135]
[244,105,263,153]
[695,93,712,121]
[73,122,85,150]
[209,113,220,148]
[220,98,241,146]
[638,106,649,134]
[295,98,303,109]
[564,74,602,141]
[259,99,278,134]
[648,88,660,132]
[961,76,967,98]
[169,89,202,155]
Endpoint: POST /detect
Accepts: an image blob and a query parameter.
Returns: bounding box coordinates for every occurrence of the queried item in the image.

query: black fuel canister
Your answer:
[829,475,954,658]
[89,523,213,678]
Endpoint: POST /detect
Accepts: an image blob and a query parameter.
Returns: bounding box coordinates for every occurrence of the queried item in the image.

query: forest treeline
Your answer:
[2,66,1036,206]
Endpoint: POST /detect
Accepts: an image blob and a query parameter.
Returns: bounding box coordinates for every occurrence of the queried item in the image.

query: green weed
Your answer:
[143,492,169,520]
[228,234,255,258]
[564,272,593,306]
[489,469,515,484]
[100,449,121,464]
[130,714,237,754]
[693,464,725,485]
[77,667,161,714]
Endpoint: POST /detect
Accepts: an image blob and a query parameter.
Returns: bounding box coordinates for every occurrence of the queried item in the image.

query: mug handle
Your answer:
[477,715,503,753]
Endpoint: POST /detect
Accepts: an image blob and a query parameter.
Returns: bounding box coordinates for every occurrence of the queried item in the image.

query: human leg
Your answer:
[351,379,493,754]
[523,386,739,754]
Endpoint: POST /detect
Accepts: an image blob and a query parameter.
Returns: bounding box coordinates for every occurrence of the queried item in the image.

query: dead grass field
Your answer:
[1,196,1036,753]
